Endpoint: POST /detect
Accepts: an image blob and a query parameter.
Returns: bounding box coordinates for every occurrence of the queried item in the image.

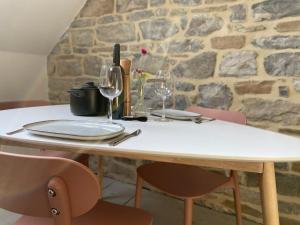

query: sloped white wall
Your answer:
[0,51,47,102]
[0,0,87,102]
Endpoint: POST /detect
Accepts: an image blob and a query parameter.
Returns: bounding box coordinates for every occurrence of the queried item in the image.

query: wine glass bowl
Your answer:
[98,65,123,122]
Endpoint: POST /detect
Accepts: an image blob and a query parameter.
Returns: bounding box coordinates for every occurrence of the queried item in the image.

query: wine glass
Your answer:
[98,65,123,122]
[154,70,174,122]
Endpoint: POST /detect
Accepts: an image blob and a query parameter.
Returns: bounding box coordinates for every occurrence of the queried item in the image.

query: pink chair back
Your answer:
[186,106,246,125]
[0,100,49,110]
[0,151,100,218]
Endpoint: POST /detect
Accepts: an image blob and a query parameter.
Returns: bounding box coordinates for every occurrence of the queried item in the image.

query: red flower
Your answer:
[136,68,143,74]
[141,48,148,55]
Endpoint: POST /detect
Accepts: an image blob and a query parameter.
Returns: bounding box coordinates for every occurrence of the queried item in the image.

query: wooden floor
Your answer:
[1,177,259,225]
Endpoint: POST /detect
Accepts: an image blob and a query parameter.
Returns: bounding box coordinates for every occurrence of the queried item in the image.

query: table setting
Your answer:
[4,45,216,147]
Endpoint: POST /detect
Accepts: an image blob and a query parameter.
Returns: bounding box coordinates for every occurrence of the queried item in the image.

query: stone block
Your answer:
[73,47,89,54]
[71,29,94,47]
[80,0,114,17]
[264,53,300,76]
[56,56,82,77]
[47,56,56,76]
[157,39,204,54]
[197,83,233,109]
[139,18,179,40]
[97,15,123,24]
[186,15,223,36]
[293,80,300,92]
[252,0,300,21]
[220,51,257,77]
[253,36,300,49]
[117,0,147,13]
[170,9,188,17]
[71,19,96,28]
[211,35,246,49]
[180,16,188,30]
[83,56,103,76]
[96,23,136,43]
[126,10,154,21]
[234,81,274,95]
[48,77,75,92]
[191,5,227,13]
[176,82,195,92]
[49,91,70,104]
[275,20,300,33]
[276,173,300,196]
[175,95,190,110]
[232,24,266,33]
[230,4,246,22]
[132,54,169,74]
[172,52,217,79]
[279,86,289,98]
[150,0,166,6]
[242,98,300,123]
[173,0,202,6]
[155,8,169,16]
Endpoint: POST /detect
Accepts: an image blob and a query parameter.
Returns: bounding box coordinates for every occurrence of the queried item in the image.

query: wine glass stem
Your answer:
[109,99,113,122]
[162,96,166,120]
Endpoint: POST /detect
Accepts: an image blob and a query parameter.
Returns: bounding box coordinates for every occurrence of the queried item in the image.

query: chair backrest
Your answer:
[0,151,100,218]
[0,100,49,110]
[186,106,247,125]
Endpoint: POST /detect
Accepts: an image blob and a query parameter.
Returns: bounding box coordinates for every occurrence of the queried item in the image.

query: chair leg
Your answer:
[232,171,242,225]
[184,198,193,225]
[135,175,143,208]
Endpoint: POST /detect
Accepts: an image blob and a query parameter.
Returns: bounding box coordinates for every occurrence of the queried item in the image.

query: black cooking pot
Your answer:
[68,82,108,116]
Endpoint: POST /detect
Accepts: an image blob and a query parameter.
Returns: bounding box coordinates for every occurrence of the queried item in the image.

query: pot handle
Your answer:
[68,90,85,98]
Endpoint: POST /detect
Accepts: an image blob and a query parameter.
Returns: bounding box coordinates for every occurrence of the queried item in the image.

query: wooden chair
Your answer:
[0,151,153,225]
[0,100,50,110]
[0,100,88,166]
[135,106,247,225]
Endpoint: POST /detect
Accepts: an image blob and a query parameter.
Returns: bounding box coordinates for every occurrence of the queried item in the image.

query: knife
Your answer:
[109,129,142,146]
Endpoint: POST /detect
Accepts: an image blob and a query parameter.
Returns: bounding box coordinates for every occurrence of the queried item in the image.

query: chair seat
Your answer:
[137,162,230,198]
[14,200,153,225]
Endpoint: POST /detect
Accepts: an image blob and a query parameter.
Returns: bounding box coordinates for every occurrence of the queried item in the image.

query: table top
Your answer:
[1,105,300,163]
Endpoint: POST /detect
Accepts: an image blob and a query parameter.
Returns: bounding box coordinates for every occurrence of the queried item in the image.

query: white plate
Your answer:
[151,109,201,120]
[23,120,125,141]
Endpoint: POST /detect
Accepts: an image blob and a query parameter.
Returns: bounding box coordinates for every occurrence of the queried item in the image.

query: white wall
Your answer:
[0,51,48,102]
[0,0,87,102]
[0,0,87,55]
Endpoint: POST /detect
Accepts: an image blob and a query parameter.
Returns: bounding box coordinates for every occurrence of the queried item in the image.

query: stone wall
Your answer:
[48,0,300,224]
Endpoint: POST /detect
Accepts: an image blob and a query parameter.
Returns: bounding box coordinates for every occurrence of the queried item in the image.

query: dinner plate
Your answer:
[151,109,201,120]
[23,120,125,141]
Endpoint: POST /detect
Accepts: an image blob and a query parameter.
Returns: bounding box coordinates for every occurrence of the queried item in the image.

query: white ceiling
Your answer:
[0,0,87,55]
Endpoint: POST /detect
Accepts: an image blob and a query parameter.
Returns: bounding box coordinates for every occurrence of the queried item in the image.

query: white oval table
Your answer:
[1,105,300,225]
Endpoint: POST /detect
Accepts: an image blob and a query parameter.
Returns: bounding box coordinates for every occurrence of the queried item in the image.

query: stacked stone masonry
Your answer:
[48,0,300,224]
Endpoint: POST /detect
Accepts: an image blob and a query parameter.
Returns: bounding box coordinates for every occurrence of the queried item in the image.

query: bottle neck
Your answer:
[113,44,121,66]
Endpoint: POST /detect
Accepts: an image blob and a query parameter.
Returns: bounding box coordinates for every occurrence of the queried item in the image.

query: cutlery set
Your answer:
[6,112,215,146]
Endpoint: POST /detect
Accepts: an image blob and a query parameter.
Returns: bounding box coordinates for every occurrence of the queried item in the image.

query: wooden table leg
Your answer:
[98,156,104,199]
[260,162,280,225]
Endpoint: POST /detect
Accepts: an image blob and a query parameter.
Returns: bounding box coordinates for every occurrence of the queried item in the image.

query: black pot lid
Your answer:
[68,82,98,93]
[82,82,98,90]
